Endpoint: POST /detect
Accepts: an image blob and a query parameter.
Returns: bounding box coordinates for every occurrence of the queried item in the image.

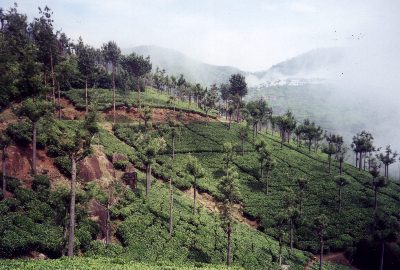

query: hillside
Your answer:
[127,46,243,86]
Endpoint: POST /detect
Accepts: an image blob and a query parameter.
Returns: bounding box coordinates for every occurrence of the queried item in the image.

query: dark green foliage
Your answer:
[114,160,129,171]
[0,182,96,258]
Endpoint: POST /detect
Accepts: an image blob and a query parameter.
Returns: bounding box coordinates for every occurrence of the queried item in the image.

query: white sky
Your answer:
[2,0,400,71]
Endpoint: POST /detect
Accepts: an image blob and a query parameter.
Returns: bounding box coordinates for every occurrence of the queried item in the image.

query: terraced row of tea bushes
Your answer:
[63,88,216,117]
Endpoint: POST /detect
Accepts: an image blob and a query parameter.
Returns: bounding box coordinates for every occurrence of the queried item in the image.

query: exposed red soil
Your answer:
[1,145,68,186]
[0,108,18,131]
[59,97,85,120]
[183,187,260,230]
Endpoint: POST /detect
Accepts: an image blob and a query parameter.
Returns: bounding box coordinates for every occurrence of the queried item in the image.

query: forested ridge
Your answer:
[0,4,399,270]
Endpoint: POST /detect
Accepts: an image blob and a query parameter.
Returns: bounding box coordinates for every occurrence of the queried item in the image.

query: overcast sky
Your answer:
[2,0,400,71]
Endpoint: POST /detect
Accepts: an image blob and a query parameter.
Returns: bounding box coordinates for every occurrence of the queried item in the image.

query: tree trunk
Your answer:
[380,242,385,270]
[172,136,175,160]
[193,177,197,215]
[319,237,324,270]
[2,149,6,194]
[146,164,151,196]
[51,53,55,104]
[85,79,88,113]
[359,152,362,171]
[338,186,342,212]
[112,64,116,125]
[236,97,240,122]
[290,217,293,249]
[328,155,331,173]
[339,160,343,175]
[374,186,378,211]
[169,177,173,236]
[308,139,312,152]
[67,157,77,257]
[58,82,62,120]
[105,199,110,245]
[32,121,37,175]
[227,222,232,268]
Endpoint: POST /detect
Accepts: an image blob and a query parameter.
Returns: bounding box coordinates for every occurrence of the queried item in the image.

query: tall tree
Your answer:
[372,176,388,212]
[76,38,97,113]
[255,138,276,194]
[237,121,249,155]
[136,134,166,196]
[186,155,205,215]
[57,109,98,256]
[371,213,400,270]
[376,145,398,179]
[334,175,349,212]
[322,143,337,173]
[313,214,328,270]
[54,57,78,119]
[222,142,236,170]
[0,133,11,195]
[121,52,152,112]
[228,74,247,122]
[296,177,308,214]
[284,187,300,249]
[217,166,241,268]
[101,41,121,124]
[29,6,59,103]
[17,99,52,175]
[336,146,348,175]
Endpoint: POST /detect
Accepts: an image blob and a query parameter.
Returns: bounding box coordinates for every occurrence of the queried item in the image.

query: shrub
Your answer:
[32,175,51,192]
[54,156,72,177]
[6,177,21,193]
[6,122,32,146]
[114,160,129,171]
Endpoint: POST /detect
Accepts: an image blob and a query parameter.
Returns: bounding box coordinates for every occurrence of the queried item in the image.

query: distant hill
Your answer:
[125,45,243,86]
[251,47,345,81]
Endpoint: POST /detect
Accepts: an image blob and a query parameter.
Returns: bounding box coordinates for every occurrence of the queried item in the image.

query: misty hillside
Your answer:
[126,45,243,86]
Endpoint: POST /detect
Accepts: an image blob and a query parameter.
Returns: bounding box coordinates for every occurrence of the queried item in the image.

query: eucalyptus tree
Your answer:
[246,99,271,138]
[237,121,249,155]
[136,133,166,196]
[376,145,398,178]
[352,131,374,170]
[57,109,98,256]
[283,187,300,249]
[185,154,205,215]
[313,214,328,270]
[0,133,11,194]
[372,176,388,212]
[203,84,219,117]
[76,38,97,113]
[334,175,349,212]
[101,41,121,124]
[322,143,337,173]
[17,99,52,175]
[219,83,230,119]
[255,138,276,194]
[336,146,348,175]
[296,177,308,214]
[228,74,247,122]
[371,213,400,270]
[294,125,304,147]
[168,122,181,160]
[29,6,59,103]
[276,111,296,148]
[55,57,78,119]
[121,52,152,111]
[222,142,236,169]
[217,166,241,268]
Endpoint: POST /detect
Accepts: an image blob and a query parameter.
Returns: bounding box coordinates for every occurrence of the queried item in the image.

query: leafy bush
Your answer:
[114,160,129,171]
[32,175,51,192]
[54,156,72,177]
